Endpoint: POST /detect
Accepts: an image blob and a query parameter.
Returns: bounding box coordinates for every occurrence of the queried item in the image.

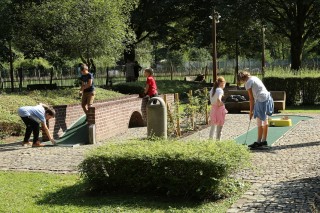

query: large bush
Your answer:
[79,140,251,200]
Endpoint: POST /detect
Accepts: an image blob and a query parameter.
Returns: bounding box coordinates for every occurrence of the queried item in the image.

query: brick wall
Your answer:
[46,94,174,143]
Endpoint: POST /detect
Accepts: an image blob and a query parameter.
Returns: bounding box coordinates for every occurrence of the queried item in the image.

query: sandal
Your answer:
[32,141,45,147]
[22,141,32,146]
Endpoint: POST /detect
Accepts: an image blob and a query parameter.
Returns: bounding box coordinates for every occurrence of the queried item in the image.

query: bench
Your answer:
[223,90,286,113]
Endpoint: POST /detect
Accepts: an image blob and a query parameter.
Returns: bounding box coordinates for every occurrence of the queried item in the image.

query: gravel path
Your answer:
[0,113,319,212]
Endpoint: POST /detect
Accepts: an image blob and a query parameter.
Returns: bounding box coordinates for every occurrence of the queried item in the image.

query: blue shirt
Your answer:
[80,73,95,92]
[18,105,45,123]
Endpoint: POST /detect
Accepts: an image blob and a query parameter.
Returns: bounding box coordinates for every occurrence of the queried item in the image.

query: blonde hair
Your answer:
[212,76,225,96]
[237,71,251,82]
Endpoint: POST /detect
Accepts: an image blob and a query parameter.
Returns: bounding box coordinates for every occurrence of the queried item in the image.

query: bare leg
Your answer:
[257,126,263,142]
[209,125,216,139]
[262,125,269,142]
[216,125,223,141]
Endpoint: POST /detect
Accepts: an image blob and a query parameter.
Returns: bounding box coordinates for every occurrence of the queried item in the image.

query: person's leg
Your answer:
[262,118,269,143]
[21,117,33,143]
[209,125,216,139]
[216,125,223,141]
[249,118,263,148]
[87,91,95,108]
[32,122,40,143]
[256,118,263,142]
[81,92,89,114]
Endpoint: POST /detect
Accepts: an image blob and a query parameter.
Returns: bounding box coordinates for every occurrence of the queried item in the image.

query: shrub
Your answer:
[111,82,144,95]
[79,140,251,200]
[263,77,320,105]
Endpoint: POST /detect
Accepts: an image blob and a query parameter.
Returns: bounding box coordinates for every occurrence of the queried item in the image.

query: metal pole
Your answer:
[212,9,217,83]
[262,26,266,77]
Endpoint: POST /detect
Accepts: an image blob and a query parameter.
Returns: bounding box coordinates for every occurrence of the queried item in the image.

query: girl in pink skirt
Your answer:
[209,77,228,141]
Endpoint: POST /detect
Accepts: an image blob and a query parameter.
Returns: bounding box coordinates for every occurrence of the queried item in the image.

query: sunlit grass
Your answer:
[281,105,320,114]
[0,170,249,212]
[265,67,320,78]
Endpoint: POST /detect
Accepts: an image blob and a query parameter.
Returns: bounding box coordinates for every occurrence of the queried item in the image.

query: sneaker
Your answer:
[32,141,45,147]
[261,141,268,146]
[248,142,263,148]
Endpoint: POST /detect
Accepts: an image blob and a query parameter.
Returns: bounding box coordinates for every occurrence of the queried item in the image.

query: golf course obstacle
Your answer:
[43,94,174,144]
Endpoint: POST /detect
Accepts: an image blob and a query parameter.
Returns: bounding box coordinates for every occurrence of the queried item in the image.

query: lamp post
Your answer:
[210,9,220,83]
[261,26,266,78]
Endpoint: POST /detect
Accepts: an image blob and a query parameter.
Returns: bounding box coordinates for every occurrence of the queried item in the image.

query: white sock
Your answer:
[216,126,223,141]
[209,125,216,139]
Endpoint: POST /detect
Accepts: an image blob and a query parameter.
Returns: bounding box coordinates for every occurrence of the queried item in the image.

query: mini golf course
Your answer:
[43,115,88,147]
[235,115,312,146]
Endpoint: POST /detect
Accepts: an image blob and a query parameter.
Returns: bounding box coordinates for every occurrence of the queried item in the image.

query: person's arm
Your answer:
[217,93,224,106]
[247,88,254,120]
[79,76,93,95]
[79,77,84,95]
[82,79,93,90]
[41,121,56,145]
[144,84,149,95]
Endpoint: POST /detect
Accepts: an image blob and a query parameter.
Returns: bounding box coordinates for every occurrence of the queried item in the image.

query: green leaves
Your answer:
[79,139,251,200]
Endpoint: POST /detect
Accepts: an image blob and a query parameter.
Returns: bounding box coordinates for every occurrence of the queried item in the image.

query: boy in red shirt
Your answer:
[144,68,158,102]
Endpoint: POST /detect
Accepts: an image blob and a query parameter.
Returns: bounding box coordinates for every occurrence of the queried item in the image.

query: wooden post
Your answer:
[204,88,209,125]
[175,93,181,136]
[189,90,194,130]
[164,94,178,136]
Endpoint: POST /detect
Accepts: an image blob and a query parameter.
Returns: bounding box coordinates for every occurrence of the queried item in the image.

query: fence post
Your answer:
[174,93,181,136]
[204,88,209,125]
[189,90,194,130]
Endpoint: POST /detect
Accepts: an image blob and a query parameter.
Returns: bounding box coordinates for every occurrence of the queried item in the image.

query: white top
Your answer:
[209,87,224,105]
[245,76,269,102]
[18,105,45,123]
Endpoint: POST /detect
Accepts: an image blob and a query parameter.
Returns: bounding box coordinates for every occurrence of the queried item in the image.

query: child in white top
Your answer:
[237,71,274,148]
[209,76,228,141]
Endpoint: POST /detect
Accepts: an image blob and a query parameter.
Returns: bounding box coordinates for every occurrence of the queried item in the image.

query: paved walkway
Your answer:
[0,113,319,212]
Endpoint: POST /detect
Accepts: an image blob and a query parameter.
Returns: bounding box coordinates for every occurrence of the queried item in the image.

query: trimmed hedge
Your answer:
[263,77,320,105]
[79,140,251,200]
[111,82,144,95]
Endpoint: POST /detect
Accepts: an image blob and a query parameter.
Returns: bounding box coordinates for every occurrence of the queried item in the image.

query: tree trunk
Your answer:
[50,67,53,85]
[234,39,239,84]
[290,34,303,70]
[8,40,14,92]
[124,44,135,63]
[18,68,23,92]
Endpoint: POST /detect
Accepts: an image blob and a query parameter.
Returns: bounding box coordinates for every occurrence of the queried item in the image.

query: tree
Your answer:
[128,0,195,62]
[256,0,320,70]
[0,0,23,91]
[17,0,138,68]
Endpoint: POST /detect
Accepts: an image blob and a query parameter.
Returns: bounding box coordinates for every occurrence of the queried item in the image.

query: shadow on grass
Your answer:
[37,182,204,210]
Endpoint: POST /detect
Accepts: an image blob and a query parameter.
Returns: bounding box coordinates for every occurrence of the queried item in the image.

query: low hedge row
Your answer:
[111,82,144,95]
[79,140,251,200]
[263,77,320,105]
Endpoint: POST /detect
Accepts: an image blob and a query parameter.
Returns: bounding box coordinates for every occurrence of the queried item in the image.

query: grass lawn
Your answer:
[281,105,320,114]
[0,81,318,212]
[0,171,248,213]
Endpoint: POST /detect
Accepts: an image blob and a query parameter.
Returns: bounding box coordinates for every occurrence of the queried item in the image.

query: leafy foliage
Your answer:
[79,140,251,200]
[263,68,320,105]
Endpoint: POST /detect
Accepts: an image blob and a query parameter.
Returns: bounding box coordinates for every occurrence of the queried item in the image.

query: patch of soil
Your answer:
[0,136,23,144]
